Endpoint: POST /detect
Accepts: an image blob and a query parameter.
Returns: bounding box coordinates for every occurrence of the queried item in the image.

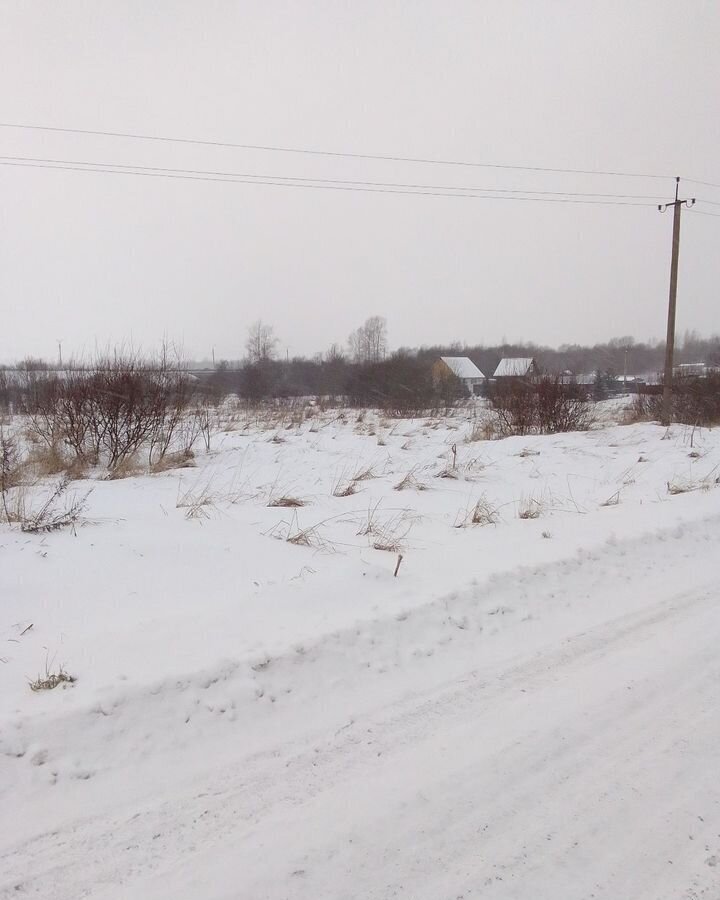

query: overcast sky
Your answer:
[1,0,718,363]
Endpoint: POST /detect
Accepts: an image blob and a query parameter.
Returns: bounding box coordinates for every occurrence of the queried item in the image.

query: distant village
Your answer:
[433,356,720,398]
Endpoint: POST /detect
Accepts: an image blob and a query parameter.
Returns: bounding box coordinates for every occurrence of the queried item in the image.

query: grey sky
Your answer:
[1,0,718,363]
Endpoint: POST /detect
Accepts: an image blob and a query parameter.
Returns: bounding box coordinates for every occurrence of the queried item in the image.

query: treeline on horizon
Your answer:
[3,330,719,408]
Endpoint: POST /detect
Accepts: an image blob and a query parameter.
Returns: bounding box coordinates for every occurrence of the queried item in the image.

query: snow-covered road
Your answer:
[3,414,720,898]
[3,560,719,899]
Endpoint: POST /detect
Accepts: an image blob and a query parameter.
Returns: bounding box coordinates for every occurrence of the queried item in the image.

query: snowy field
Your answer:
[2,400,720,899]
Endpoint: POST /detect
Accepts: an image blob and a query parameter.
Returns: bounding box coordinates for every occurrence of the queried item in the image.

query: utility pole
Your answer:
[623,347,628,393]
[57,339,63,370]
[659,177,695,425]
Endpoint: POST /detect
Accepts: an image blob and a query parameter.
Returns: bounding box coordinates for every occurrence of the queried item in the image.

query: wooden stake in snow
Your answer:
[394,553,404,577]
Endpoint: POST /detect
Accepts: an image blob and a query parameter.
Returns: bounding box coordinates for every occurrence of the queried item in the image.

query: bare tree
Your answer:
[325,342,345,363]
[246,320,278,364]
[348,316,387,363]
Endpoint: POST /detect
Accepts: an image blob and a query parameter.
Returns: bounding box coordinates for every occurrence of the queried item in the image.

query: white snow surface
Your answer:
[2,404,720,899]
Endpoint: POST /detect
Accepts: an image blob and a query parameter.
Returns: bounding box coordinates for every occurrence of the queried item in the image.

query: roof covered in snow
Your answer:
[493,357,536,378]
[439,357,485,380]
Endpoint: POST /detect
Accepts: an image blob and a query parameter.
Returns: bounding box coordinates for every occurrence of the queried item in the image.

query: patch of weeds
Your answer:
[370,510,416,553]
[454,494,500,528]
[176,479,216,519]
[352,463,377,482]
[436,465,460,480]
[394,468,428,492]
[29,654,76,692]
[333,480,357,498]
[356,500,383,537]
[151,449,196,474]
[667,478,698,496]
[517,493,543,520]
[267,511,335,552]
[268,496,307,508]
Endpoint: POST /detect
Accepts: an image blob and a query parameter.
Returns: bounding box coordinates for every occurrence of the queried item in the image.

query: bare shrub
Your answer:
[0,430,20,523]
[490,380,537,437]
[18,347,200,473]
[195,406,213,453]
[632,377,720,426]
[488,376,591,437]
[19,478,90,534]
[535,378,591,434]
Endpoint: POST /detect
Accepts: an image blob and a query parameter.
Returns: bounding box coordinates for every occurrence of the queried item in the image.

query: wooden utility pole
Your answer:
[659,177,695,425]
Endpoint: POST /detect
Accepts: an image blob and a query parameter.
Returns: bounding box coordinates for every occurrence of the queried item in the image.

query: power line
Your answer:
[0,121,673,181]
[0,158,661,206]
[685,177,720,190]
[695,198,720,208]
[688,207,720,218]
[0,154,670,201]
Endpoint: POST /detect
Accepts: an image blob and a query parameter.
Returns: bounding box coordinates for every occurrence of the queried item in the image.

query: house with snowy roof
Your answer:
[493,357,538,380]
[433,356,486,395]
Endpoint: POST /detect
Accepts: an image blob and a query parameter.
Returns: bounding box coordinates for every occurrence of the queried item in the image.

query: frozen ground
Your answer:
[1,402,720,898]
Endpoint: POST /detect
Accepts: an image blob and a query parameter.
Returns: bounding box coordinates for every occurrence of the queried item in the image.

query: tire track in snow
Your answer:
[2,584,718,899]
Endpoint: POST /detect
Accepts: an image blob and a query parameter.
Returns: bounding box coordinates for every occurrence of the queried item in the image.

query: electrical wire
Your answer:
[0,158,662,206]
[0,154,671,201]
[0,121,674,181]
[688,207,720,218]
[685,177,720,191]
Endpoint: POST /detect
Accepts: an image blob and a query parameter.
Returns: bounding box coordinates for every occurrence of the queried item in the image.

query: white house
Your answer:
[434,356,486,395]
[493,357,538,379]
